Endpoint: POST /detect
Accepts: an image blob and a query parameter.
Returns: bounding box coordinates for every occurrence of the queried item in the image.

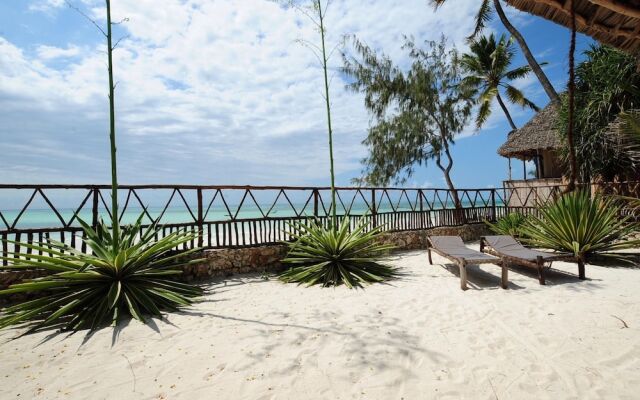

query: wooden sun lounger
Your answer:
[427,236,507,290]
[480,235,581,285]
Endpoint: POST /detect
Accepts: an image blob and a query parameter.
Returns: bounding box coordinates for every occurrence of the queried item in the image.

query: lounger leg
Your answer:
[501,263,508,289]
[427,248,433,265]
[578,258,586,280]
[536,256,546,285]
[459,261,468,291]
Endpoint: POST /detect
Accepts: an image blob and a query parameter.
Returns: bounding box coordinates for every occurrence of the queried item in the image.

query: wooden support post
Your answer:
[537,255,546,285]
[501,262,509,289]
[578,258,586,280]
[459,260,468,291]
[419,189,424,229]
[197,188,204,248]
[490,189,497,222]
[91,188,99,230]
[371,189,377,228]
[313,189,319,220]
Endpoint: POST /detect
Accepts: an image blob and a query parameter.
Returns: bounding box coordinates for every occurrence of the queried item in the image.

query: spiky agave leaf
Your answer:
[0,212,203,333]
[520,190,640,260]
[280,216,397,288]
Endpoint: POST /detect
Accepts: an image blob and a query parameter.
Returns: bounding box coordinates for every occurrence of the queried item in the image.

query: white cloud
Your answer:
[6,0,495,185]
[36,44,81,60]
[29,0,66,13]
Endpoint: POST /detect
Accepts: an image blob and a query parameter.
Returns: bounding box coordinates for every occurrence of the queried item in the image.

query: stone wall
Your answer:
[180,223,491,281]
[181,245,289,281]
[0,223,491,291]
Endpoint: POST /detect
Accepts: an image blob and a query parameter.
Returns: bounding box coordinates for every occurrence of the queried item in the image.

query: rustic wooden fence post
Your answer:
[197,188,204,248]
[419,189,424,229]
[371,189,377,229]
[313,189,319,220]
[91,187,99,230]
[490,189,497,222]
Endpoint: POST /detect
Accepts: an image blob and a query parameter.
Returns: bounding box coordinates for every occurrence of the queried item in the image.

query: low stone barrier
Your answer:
[180,223,491,281]
[0,223,491,293]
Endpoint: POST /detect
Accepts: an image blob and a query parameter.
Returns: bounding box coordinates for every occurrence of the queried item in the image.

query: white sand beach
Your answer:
[1,244,639,400]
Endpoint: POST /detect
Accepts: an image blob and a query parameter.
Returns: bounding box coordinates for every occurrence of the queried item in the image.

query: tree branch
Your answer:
[65,0,107,37]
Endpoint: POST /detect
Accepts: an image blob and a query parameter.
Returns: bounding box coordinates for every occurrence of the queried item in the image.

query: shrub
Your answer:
[280,217,397,288]
[0,215,203,333]
[520,190,640,262]
[486,212,529,238]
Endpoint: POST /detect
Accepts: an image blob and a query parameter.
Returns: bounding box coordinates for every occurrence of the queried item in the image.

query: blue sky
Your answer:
[0,0,594,189]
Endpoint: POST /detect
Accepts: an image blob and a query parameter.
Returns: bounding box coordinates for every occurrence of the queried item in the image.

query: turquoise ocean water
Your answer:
[0,198,490,229]
[1,202,429,230]
[0,198,492,230]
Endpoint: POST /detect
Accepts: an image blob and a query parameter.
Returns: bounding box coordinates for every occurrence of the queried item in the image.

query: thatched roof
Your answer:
[505,0,640,55]
[498,103,563,159]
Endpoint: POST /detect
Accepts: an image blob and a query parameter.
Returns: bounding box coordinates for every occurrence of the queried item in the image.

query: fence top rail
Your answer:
[1,182,638,198]
[0,184,499,191]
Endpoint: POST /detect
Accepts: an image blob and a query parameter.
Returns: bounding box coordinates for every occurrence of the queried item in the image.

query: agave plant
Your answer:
[486,212,529,238]
[0,214,203,333]
[520,190,640,263]
[280,217,397,288]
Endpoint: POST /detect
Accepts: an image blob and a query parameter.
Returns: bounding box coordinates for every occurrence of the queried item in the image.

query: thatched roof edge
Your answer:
[497,103,563,159]
[505,0,640,55]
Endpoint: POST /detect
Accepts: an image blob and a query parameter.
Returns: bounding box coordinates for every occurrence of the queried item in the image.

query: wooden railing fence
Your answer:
[1,182,638,263]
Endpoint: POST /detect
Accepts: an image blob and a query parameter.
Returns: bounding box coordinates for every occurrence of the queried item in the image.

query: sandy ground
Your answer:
[1,244,640,400]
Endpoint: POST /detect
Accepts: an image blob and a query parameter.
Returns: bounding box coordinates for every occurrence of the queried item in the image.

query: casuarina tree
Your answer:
[343,36,474,208]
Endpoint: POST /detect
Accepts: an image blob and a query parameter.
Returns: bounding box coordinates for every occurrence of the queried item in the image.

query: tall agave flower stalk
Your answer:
[274,1,397,288]
[0,0,203,333]
[316,0,338,229]
[106,0,120,244]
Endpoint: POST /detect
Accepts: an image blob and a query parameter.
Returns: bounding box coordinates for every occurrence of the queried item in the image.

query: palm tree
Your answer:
[430,0,560,105]
[461,33,539,131]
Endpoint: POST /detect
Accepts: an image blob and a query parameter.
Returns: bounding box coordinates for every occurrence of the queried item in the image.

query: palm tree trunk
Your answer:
[565,0,578,192]
[317,1,338,229]
[106,0,119,246]
[496,92,517,131]
[493,0,560,104]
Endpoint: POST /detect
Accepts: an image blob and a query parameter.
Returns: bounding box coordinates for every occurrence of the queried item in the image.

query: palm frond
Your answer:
[504,65,533,81]
[504,84,538,110]
[468,0,493,40]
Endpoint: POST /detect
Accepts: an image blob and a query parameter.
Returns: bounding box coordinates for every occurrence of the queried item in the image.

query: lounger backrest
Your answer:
[430,236,497,261]
[483,235,521,249]
[483,235,551,260]
[429,235,465,251]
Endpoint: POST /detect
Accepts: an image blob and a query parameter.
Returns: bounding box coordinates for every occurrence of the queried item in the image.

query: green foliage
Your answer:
[0,215,203,333]
[280,217,397,288]
[558,45,640,181]
[343,36,472,207]
[610,111,640,168]
[486,212,529,238]
[460,33,538,130]
[431,0,492,40]
[520,191,640,260]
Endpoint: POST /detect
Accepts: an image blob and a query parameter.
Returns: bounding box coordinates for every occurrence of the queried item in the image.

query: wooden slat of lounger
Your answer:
[428,236,507,291]
[480,236,579,285]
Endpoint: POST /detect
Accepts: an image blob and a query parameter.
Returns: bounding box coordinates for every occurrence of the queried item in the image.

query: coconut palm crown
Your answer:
[461,33,539,130]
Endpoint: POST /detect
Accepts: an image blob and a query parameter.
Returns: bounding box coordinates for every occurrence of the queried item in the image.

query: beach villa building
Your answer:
[498,104,564,207]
